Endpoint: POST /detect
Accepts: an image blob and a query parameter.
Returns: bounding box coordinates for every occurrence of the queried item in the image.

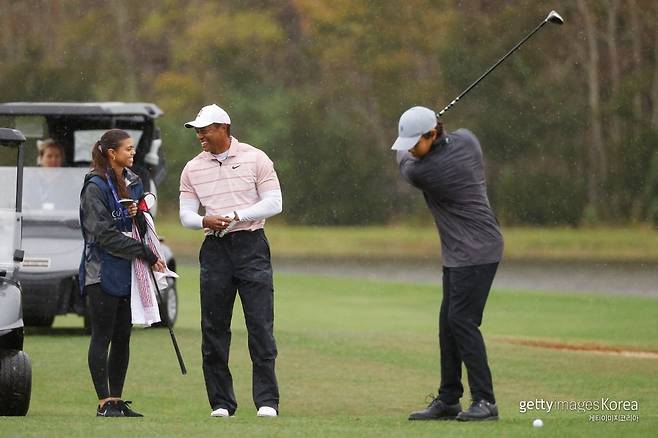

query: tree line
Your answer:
[1,0,657,226]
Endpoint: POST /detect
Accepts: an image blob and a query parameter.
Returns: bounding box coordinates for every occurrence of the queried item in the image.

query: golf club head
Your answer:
[138,192,156,212]
[546,10,564,25]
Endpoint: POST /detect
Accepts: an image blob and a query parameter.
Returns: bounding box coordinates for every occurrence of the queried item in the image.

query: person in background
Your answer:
[37,138,64,167]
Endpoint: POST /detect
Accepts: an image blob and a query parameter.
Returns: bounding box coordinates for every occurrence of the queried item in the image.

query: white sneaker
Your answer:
[211,408,232,417]
[256,406,277,417]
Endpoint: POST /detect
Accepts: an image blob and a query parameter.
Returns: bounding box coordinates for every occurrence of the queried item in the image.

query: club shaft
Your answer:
[135,216,187,375]
[147,266,188,375]
[438,18,550,116]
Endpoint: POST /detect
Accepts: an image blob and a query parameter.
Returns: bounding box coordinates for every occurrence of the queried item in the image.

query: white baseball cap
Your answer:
[391,106,438,150]
[184,104,231,128]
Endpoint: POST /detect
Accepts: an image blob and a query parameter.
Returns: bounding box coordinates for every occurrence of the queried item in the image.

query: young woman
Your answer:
[79,129,165,417]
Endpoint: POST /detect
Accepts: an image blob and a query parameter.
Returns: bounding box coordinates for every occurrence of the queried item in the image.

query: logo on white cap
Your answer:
[184,104,231,129]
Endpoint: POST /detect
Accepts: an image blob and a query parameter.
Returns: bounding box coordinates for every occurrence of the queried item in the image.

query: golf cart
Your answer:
[0,128,32,416]
[0,102,178,329]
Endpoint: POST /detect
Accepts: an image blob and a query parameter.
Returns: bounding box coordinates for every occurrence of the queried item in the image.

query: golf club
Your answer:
[438,10,564,117]
[122,197,187,375]
[143,246,187,376]
[218,217,238,237]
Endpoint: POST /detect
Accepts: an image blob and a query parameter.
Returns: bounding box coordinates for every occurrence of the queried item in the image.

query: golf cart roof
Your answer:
[0,128,26,146]
[0,102,163,118]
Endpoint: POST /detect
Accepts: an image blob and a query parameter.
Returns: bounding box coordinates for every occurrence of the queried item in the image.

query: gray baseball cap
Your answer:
[391,106,438,151]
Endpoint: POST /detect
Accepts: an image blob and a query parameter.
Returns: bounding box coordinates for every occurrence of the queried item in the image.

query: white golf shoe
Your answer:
[210,408,232,417]
[256,406,277,417]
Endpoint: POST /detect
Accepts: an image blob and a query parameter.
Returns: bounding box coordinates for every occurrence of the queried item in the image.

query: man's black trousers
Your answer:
[438,262,498,405]
[199,229,279,414]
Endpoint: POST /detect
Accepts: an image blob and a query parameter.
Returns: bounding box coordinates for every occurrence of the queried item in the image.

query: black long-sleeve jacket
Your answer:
[79,169,157,288]
[397,130,503,267]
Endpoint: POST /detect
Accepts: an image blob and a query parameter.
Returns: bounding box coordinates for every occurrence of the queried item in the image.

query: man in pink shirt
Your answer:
[179,104,282,418]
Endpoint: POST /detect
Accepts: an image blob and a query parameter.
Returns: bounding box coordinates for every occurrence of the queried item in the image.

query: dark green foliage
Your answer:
[1,0,656,226]
[493,164,586,226]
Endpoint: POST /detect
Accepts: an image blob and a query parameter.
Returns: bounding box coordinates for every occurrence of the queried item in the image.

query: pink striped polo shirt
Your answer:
[179,136,280,233]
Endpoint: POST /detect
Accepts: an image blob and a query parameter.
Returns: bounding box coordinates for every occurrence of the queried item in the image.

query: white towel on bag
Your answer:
[130,213,179,326]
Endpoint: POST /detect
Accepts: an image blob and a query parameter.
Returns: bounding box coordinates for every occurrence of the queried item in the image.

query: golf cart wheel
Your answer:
[21,285,58,328]
[156,279,177,327]
[0,349,32,416]
[23,313,55,328]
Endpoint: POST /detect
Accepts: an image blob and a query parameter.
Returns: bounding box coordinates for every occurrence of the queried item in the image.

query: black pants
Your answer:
[86,284,132,400]
[438,262,498,405]
[199,229,279,414]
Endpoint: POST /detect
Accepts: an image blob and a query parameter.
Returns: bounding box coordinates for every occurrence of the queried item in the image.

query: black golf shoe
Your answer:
[118,400,144,417]
[408,396,461,421]
[96,400,125,417]
[456,400,499,421]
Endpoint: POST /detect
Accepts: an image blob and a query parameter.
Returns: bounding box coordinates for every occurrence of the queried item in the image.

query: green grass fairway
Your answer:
[2,266,656,437]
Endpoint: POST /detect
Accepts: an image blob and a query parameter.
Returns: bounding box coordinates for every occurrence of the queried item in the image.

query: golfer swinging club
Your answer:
[179,104,282,418]
[392,106,503,422]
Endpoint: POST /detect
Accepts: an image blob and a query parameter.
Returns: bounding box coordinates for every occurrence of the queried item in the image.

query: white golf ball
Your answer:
[533,418,544,428]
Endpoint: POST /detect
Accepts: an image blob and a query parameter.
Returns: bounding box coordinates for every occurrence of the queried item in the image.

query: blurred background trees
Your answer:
[1,0,657,226]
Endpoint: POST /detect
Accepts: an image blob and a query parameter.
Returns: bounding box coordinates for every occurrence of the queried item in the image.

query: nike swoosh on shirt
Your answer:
[232,165,241,169]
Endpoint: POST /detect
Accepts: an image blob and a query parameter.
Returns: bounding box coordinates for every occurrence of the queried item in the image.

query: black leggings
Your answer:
[86,284,132,400]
